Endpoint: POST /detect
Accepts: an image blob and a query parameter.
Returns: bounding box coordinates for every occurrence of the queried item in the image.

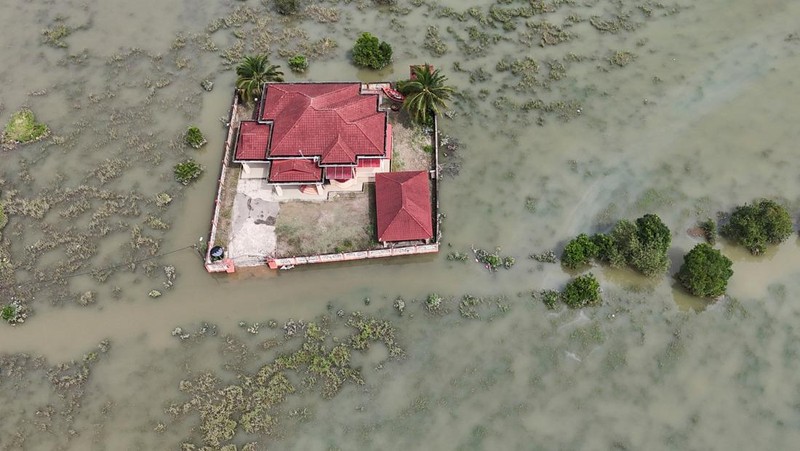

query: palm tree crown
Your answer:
[235,55,284,104]
[397,65,455,125]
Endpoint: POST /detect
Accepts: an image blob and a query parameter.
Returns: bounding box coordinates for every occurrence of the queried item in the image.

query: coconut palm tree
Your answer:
[397,65,455,125]
[235,55,284,104]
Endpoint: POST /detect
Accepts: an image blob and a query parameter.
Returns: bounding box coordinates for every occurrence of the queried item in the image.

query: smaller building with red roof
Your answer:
[376,171,433,243]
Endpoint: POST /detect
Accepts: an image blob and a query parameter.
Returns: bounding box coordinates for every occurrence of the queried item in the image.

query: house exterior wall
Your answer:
[241,162,270,179]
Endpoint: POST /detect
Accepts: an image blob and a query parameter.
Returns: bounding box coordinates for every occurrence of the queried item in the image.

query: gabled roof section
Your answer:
[261,83,387,165]
[376,171,433,242]
[268,159,323,183]
[234,121,271,161]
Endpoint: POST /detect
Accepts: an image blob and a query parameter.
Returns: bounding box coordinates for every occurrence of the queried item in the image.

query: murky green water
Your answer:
[2,0,800,449]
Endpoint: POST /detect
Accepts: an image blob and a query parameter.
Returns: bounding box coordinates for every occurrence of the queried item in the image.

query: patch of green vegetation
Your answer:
[1,305,15,322]
[288,54,309,73]
[561,214,671,277]
[425,293,442,311]
[562,273,601,308]
[561,233,599,269]
[423,26,448,56]
[447,251,468,262]
[676,243,733,298]
[0,203,7,231]
[537,289,561,310]
[474,247,515,271]
[275,0,298,15]
[721,199,793,255]
[699,218,717,245]
[184,126,207,149]
[2,109,50,148]
[609,50,636,67]
[174,160,204,185]
[42,24,72,48]
[352,32,392,70]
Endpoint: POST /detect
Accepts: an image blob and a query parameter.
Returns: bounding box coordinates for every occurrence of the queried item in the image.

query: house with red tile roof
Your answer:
[233,82,393,197]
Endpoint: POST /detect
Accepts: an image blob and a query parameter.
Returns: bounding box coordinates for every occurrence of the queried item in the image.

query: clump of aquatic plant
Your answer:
[447,251,468,262]
[699,218,717,245]
[536,289,561,310]
[608,50,636,67]
[721,199,793,255]
[423,26,448,56]
[562,273,601,308]
[676,243,733,298]
[2,109,50,149]
[174,160,204,185]
[41,23,72,48]
[0,203,7,231]
[425,293,443,311]
[288,54,309,73]
[473,247,515,271]
[154,192,173,207]
[275,0,298,15]
[351,32,392,70]
[530,250,557,263]
[170,313,402,447]
[184,126,207,149]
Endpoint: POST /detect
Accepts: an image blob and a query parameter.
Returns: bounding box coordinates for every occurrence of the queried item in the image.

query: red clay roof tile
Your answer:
[268,159,323,183]
[234,121,271,161]
[375,171,433,242]
[261,83,387,165]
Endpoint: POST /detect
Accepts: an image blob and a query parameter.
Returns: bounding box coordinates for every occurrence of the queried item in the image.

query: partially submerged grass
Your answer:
[2,109,50,148]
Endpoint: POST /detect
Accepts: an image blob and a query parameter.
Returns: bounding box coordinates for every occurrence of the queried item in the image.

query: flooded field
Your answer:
[2,0,800,449]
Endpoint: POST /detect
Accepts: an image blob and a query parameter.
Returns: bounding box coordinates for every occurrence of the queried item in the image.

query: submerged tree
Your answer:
[352,32,393,70]
[721,199,793,255]
[397,65,455,125]
[235,55,284,104]
[676,243,733,298]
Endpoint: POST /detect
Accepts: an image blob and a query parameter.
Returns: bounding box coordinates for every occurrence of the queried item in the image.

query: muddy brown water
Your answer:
[2,0,800,449]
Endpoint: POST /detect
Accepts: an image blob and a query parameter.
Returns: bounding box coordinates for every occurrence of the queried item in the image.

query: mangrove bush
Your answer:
[721,199,793,255]
[352,32,392,70]
[562,273,601,308]
[676,243,733,298]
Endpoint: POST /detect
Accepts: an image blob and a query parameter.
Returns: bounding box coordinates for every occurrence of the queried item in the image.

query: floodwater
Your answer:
[2,0,800,449]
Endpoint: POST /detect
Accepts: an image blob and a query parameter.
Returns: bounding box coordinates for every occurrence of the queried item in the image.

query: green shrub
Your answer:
[352,32,392,70]
[174,160,204,185]
[563,214,671,277]
[609,216,670,276]
[699,218,717,245]
[184,126,206,149]
[2,305,16,322]
[721,199,793,255]
[635,213,671,254]
[562,273,601,308]
[426,293,442,310]
[288,55,309,73]
[275,0,298,15]
[676,243,733,297]
[561,233,598,269]
[2,109,49,147]
[539,289,560,310]
[591,233,625,267]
